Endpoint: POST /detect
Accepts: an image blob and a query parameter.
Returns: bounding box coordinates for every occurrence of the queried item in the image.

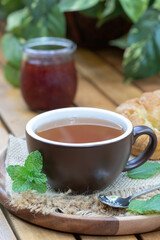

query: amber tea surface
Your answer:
[36,118,124,144]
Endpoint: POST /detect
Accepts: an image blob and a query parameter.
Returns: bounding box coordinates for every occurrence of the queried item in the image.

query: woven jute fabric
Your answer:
[4,135,160,216]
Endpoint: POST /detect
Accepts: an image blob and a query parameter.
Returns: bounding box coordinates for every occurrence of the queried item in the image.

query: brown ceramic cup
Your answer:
[26,107,157,194]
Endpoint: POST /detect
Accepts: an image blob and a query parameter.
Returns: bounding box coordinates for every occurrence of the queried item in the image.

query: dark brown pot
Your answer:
[66,12,131,49]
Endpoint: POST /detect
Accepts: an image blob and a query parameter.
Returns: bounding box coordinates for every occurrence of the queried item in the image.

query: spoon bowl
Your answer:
[98,195,132,208]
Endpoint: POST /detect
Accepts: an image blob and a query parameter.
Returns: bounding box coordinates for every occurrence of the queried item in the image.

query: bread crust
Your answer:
[116,90,160,160]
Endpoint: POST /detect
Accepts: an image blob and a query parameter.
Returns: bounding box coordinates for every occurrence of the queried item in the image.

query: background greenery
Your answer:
[1,0,160,86]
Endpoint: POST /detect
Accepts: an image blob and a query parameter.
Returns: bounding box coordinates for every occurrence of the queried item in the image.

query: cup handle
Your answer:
[123,126,157,171]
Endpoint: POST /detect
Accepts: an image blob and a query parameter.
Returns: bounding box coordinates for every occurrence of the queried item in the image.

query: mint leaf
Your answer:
[12,179,33,192]
[27,171,47,184]
[127,162,160,179]
[33,173,48,184]
[31,182,47,193]
[13,179,47,193]
[6,165,26,180]
[127,194,160,214]
[12,176,47,193]
[7,151,47,193]
[25,150,43,172]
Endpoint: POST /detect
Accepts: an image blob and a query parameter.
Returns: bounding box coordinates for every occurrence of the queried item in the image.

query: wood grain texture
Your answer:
[97,48,123,74]
[0,120,8,151]
[5,211,75,240]
[140,231,160,240]
[81,235,137,240]
[0,209,17,240]
[134,77,160,93]
[0,69,36,137]
[75,49,142,105]
[74,73,115,110]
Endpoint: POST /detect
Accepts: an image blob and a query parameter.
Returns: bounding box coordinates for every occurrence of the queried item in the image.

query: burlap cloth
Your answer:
[4,135,160,216]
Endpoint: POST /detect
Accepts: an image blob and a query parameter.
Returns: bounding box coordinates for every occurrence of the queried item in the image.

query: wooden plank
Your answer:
[134,77,160,92]
[75,74,115,110]
[5,211,75,240]
[97,48,123,73]
[0,120,8,151]
[140,231,160,240]
[0,68,36,137]
[81,235,137,240]
[0,121,17,240]
[75,49,142,105]
[0,209,17,240]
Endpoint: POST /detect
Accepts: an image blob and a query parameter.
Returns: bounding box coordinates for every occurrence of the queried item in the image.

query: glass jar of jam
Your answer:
[20,37,77,111]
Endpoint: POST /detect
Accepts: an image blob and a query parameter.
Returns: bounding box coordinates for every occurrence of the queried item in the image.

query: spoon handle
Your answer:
[130,184,160,201]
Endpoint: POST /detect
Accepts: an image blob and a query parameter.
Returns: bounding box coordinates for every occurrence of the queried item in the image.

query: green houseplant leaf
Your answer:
[119,0,150,22]
[4,62,21,87]
[8,4,66,39]
[0,0,24,19]
[153,0,160,10]
[2,33,21,87]
[80,2,104,19]
[123,8,160,81]
[1,33,22,67]
[99,0,116,19]
[22,0,57,22]
[97,0,123,27]
[46,4,66,37]
[110,35,127,49]
[6,8,29,32]
[58,0,99,12]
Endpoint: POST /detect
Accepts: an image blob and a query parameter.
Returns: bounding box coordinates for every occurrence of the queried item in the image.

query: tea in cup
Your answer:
[26,107,157,193]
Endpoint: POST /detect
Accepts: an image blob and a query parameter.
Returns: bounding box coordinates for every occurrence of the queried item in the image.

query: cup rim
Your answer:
[26,107,133,147]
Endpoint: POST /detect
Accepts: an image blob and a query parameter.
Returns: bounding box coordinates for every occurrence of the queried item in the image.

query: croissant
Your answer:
[116,90,160,160]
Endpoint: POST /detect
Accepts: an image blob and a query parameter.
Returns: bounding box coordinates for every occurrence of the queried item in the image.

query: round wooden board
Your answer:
[1,148,160,236]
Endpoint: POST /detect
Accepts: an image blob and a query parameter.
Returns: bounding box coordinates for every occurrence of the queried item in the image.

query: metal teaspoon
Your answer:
[98,184,160,208]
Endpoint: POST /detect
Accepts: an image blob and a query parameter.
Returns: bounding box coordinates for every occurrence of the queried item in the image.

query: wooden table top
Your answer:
[0,35,160,240]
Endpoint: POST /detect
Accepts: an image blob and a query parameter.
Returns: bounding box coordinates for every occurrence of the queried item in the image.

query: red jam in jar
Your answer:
[20,37,77,111]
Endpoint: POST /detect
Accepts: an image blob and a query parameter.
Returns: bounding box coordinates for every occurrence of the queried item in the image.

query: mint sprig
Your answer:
[6,151,47,193]
[127,162,160,179]
[127,194,160,214]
